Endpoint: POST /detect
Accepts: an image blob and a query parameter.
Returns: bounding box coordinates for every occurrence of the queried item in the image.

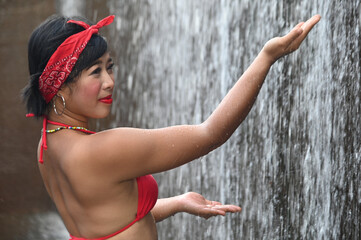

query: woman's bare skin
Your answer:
[38,15,320,239]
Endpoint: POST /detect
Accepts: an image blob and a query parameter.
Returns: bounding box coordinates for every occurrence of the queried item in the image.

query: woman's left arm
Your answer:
[151,192,241,222]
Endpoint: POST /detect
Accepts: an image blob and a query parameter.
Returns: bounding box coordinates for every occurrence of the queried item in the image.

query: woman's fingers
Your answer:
[301,14,321,31]
[282,15,321,45]
[261,15,320,63]
[295,21,305,28]
[278,14,321,53]
[294,15,321,45]
[206,200,222,206]
[212,204,242,212]
[281,24,304,45]
[201,206,241,219]
[194,203,242,219]
[206,204,241,212]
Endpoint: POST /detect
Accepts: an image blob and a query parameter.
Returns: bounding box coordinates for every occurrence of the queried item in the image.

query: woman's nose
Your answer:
[103,72,114,90]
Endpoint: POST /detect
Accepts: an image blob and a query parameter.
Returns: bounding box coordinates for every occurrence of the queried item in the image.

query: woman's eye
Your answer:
[91,67,101,75]
[107,63,114,72]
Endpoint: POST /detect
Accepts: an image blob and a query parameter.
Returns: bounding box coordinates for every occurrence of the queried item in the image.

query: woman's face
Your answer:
[60,52,115,121]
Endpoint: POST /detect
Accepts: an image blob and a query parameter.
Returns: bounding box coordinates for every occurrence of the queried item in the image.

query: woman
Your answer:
[23,13,320,240]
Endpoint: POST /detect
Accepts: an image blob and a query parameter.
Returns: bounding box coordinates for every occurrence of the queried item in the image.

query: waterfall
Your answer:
[106,0,361,239]
[17,0,360,239]
[56,0,86,17]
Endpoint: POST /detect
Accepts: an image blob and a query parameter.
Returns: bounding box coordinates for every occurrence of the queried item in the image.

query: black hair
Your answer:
[22,15,108,117]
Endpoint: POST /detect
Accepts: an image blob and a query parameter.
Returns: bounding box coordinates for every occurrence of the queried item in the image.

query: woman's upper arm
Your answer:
[79,123,214,181]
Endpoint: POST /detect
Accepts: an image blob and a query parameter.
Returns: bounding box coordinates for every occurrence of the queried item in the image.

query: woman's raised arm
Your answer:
[77,15,320,181]
[203,15,321,147]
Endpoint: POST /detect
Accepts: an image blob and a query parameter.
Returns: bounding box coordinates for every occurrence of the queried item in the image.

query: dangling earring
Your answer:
[53,94,66,115]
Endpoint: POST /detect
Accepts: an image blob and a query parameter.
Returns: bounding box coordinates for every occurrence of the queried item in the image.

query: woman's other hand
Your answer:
[261,14,321,64]
[178,192,241,219]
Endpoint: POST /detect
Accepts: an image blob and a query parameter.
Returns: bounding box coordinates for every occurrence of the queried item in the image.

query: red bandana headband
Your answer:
[39,15,114,103]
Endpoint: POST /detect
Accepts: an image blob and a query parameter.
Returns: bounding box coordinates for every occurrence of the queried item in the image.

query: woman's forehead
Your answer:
[97,52,112,63]
[87,52,112,68]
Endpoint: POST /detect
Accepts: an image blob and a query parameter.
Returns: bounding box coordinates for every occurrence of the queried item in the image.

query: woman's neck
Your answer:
[47,110,89,129]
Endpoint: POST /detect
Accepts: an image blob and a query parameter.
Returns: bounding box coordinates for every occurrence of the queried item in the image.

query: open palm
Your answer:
[262,15,321,64]
[179,192,241,219]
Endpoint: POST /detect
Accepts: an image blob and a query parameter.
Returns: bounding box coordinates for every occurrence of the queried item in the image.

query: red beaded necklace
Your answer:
[38,116,95,164]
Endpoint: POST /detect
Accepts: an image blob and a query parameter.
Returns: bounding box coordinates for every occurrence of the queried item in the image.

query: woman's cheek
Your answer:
[79,81,102,102]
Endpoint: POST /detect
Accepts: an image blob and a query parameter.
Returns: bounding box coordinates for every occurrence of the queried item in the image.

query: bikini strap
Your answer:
[39,116,48,164]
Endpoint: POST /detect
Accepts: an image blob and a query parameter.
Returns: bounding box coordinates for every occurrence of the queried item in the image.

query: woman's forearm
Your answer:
[151,196,182,223]
[203,51,273,148]
[203,15,321,149]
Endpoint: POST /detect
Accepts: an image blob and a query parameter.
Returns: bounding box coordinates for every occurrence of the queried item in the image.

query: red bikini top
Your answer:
[38,117,158,240]
[70,175,158,240]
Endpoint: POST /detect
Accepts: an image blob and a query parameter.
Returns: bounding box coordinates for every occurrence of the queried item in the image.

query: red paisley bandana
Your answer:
[39,15,114,103]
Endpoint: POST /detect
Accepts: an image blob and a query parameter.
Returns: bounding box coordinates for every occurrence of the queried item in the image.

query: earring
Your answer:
[53,94,66,115]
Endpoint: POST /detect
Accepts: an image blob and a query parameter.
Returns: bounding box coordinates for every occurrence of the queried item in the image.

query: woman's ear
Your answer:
[57,84,72,100]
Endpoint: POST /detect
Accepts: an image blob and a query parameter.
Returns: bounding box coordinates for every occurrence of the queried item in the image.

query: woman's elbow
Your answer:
[199,122,227,152]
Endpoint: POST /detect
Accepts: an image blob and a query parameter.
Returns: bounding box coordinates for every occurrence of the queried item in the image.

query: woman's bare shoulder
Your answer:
[61,127,148,181]
[65,124,211,182]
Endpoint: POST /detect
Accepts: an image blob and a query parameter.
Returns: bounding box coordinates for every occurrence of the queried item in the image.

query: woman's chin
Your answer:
[92,109,111,119]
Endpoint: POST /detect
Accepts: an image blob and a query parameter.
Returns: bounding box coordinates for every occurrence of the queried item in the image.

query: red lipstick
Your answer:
[99,95,113,104]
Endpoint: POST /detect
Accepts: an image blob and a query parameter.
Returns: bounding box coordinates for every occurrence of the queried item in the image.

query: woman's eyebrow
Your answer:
[86,56,112,70]
[86,60,103,70]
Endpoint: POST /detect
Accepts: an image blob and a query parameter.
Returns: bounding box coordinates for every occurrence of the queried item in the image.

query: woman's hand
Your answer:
[151,192,241,222]
[261,14,321,64]
[178,192,241,219]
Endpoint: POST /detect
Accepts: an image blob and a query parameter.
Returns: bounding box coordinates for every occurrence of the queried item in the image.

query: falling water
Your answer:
[9,0,359,239]
[56,0,86,17]
[105,0,361,239]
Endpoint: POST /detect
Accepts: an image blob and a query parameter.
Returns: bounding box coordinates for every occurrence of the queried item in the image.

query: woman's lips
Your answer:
[99,95,113,104]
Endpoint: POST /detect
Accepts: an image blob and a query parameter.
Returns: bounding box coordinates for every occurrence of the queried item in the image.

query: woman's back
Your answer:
[38,129,158,239]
